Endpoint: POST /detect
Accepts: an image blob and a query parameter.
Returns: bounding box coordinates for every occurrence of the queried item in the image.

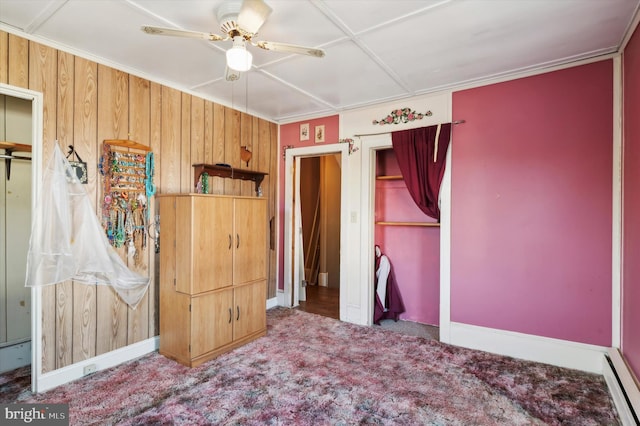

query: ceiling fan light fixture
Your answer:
[226,36,253,72]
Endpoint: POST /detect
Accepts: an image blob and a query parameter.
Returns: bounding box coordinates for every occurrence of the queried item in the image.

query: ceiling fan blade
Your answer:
[141,25,225,42]
[237,0,273,35]
[254,40,325,58]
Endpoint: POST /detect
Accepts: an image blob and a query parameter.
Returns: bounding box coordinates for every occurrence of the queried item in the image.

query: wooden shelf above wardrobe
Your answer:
[193,163,268,196]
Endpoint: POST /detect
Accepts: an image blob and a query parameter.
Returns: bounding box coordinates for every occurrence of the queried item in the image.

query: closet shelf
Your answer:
[376,221,440,227]
[376,175,403,180]
[0,141,32,152]
[1,141,32,180]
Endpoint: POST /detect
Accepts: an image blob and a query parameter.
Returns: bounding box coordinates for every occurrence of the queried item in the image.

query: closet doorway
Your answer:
[374,148,440,334]
[361,134,452,340]
[283,143,348,320]
[0,84,43,392]
[0,94,32,374]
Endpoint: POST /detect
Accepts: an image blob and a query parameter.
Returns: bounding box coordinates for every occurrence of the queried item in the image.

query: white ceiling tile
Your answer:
[322,0,447,35]
[127,0,227,31]
[198,70,334,121]
[0,0,56,31]
[263,39,408,108]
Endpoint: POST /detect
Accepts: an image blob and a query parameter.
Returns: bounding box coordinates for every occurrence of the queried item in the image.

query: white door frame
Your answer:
[0,83,44,392]
[283,143,348,314]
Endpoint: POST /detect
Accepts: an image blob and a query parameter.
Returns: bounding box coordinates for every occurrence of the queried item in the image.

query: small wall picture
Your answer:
[315,125,325,143]
[300,123,310,141]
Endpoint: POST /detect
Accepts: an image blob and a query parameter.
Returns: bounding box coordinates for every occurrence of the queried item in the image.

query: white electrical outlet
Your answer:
[83,364,97,375]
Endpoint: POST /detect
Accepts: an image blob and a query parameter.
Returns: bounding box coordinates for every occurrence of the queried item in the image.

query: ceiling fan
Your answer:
[141,0,326,81]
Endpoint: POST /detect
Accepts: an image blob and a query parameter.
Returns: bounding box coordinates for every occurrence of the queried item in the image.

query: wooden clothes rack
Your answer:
[104,139,152,151]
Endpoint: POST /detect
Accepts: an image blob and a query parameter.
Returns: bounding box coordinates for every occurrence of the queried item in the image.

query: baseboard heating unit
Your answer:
[603,348,640,426]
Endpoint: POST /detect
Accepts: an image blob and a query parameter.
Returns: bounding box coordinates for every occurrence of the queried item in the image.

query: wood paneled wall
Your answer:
[0,31,278,373]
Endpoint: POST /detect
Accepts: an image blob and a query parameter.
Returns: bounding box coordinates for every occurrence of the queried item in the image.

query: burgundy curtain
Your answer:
[391,123,451,221]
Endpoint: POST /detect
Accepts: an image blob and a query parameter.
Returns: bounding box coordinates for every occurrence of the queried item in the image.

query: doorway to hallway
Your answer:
[283,143,348,320]
[295,154,341,319]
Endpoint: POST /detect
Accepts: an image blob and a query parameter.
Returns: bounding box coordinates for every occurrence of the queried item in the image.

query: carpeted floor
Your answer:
[1,307,620,425]
[378,318,440,340]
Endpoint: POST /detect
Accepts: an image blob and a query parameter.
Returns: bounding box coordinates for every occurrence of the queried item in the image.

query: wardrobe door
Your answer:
[233,281,266,341]
[233,198,267,286]
[196,196,233,292]
[191,289,233,357]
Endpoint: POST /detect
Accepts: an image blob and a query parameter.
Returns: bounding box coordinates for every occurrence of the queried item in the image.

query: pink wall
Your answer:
[375,150,440,325]
[278,116,340,291]
[622,24,640,378]
[451,61,613,346]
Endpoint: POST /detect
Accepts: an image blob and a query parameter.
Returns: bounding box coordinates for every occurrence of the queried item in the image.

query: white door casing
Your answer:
[0,83,44,392]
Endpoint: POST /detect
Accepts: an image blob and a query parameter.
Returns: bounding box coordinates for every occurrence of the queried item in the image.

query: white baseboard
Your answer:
[449,322,607,373]
[35,336,159,393]
[35,297,283,392]
[604,348,640,425]
[266,297,278,309]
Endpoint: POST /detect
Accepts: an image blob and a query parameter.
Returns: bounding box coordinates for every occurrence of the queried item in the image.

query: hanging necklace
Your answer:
[115,209,125,247]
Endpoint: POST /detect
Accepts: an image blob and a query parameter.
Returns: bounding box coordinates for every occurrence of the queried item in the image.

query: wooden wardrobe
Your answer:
[158,194,267,367]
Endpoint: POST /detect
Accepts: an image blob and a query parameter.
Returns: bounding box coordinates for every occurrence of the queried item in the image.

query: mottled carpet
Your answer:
[1,307,620,425]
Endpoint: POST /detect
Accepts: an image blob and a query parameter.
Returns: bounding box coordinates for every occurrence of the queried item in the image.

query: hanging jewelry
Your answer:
[107,208,116,244]
[134,207,144,266]
[137,193,147,250]
[125,204,136,260]
[115,208,126,248]
[101,143,155,266]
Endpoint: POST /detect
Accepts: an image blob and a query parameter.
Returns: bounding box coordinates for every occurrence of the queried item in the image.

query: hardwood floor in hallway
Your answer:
[296,284,339,319]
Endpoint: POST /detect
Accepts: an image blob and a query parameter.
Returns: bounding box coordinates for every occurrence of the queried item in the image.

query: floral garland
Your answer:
[372,108,432,125]
[339,138,359,155]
